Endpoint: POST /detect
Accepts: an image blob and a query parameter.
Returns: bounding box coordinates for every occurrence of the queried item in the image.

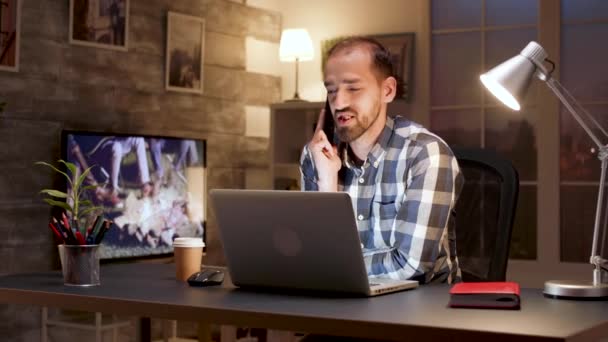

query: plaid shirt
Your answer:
[300,116,462,284]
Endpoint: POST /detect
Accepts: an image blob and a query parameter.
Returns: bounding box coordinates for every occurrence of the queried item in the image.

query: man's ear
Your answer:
[382,76,397,103]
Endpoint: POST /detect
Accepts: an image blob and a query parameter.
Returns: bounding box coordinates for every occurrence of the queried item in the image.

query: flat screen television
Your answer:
[62,131,206,259]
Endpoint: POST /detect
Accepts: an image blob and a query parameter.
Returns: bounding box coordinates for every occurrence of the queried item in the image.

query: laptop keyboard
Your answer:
[369,278,400,287]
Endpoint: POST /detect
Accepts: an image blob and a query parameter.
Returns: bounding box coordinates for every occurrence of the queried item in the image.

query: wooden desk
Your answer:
[0,263,607,341]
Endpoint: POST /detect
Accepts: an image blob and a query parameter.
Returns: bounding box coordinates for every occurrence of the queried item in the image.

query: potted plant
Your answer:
[37,159,107,286]
[37,160,102,235]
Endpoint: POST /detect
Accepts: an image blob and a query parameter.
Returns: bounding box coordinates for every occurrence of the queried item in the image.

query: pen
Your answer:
[85,224,94,244]
[75,231,86,245]
[94,220,110,245]
[85,220,93,241]
[85,224,96,244]
[63,212,83,237]
[61,212,70,230]
[85,215,103,244]
[48,222,64,243]
[90,215,103,240]
[59,223,70,243]
[54,217,77,245]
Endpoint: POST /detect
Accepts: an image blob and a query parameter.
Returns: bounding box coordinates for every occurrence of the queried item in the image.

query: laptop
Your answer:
[209,189,418,296]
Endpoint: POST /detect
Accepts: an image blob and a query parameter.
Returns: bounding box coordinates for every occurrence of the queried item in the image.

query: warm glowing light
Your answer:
[480,74,521,111]
[279,29,314,62]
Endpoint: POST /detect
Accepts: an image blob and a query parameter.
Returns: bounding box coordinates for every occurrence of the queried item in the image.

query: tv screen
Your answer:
[62,131,206,259]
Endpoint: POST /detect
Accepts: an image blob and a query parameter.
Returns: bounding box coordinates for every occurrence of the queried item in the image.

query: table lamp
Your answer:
[480,41,608,299]
[279,28,313,101]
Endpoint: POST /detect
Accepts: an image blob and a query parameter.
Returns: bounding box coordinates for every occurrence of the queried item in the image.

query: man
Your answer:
[300,37,462,284]
[88,136,154,206]
[108,137,153,198]
[150,138,200,186]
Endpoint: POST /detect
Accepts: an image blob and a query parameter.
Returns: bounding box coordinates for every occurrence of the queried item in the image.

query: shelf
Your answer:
[270,101,323,191]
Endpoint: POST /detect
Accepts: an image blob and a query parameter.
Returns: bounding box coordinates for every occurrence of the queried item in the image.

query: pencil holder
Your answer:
[62,244,100,286]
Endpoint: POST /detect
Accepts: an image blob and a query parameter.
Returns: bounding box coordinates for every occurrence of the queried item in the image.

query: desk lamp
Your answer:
[480,41,608,299]
[279,28,313,101]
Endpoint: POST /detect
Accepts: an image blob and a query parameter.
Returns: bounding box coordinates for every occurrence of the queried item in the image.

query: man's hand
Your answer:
[307,108,341,192]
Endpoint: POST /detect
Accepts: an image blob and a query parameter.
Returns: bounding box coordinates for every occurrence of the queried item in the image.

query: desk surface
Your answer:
[0,263,607,341]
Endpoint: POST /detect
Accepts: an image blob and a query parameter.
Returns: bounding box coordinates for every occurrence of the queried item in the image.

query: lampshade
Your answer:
[480,41,548,111]
[279,29,314,62]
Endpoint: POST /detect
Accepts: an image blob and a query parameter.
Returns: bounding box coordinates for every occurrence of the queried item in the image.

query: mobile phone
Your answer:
[322,98,335,145]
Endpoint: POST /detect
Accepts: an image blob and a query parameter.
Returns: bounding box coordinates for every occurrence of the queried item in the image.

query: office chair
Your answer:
[452,147,519,282]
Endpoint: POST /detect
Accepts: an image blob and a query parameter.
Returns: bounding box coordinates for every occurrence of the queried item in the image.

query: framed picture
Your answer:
[369,33,415,101]
[69,0,129,51]
[0,0,21,72]
[321,33,415,102]
[165,12,205,94]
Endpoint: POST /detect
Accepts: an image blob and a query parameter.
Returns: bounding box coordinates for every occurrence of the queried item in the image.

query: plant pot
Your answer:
[59,244,101,286]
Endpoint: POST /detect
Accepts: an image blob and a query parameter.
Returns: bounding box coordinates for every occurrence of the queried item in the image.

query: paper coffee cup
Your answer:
[173,237,205,281]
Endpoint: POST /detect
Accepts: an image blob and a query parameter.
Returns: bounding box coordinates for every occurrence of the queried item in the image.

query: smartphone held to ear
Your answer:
[322,98,335,145]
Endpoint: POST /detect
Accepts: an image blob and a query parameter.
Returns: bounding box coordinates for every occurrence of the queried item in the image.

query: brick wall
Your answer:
[0,0,280,340]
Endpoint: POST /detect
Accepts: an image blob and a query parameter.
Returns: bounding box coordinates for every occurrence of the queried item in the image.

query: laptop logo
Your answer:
[272,228,302,257]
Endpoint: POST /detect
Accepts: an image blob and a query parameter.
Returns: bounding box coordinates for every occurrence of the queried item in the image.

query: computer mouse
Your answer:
[187,269,225,287]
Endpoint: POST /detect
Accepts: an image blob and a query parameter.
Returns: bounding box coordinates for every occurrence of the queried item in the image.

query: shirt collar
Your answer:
[341,116,394,170]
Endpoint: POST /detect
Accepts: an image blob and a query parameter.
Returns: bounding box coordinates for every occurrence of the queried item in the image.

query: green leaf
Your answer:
[39,189,68,198]
[74,165,96,194]
[79,200,93,206]
[80,206,103,217]
[43,198,73,212]
[36,159,101,221]
[58,159,77,181]
[35,161,72,185]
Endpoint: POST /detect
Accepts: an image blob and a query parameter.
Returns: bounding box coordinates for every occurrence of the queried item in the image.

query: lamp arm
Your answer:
[591,157,607,264]
[542,77,606,150]
[537,71,608,281]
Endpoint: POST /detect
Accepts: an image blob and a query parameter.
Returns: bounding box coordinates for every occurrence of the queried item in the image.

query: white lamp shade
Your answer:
[480,55,536,111]
[279,29,314,62]
[480,41,548,111]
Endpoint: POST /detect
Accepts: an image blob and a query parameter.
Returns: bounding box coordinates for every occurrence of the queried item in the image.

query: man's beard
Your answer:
[335,106,381,143]
[336,118,367,142]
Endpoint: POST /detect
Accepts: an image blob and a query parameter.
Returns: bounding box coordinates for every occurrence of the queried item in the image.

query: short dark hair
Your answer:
[325,36,404,96]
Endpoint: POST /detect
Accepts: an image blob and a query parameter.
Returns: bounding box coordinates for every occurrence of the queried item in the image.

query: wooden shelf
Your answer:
[270,102,323,190]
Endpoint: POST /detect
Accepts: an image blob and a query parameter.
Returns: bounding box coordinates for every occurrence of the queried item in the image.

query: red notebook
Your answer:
[449,282,521,309]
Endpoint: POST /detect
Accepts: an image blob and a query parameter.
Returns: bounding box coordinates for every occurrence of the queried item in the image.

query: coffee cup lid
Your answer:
[173,237,205,248]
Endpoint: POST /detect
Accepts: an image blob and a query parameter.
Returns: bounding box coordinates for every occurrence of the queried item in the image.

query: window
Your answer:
[430,0,538,259]
[559,0,608,262]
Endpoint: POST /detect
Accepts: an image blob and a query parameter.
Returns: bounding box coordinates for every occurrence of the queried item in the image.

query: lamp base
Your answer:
[544,280,608,299]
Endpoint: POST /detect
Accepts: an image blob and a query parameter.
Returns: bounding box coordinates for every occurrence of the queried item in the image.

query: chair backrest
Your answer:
[452,148,519,282]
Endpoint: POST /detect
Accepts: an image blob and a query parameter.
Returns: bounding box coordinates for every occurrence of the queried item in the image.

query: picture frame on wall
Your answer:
[69,0,129,51]
[369,33,415,102]
[165,12,205,94]
[321,32,415,102]
[0,0,21,72]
